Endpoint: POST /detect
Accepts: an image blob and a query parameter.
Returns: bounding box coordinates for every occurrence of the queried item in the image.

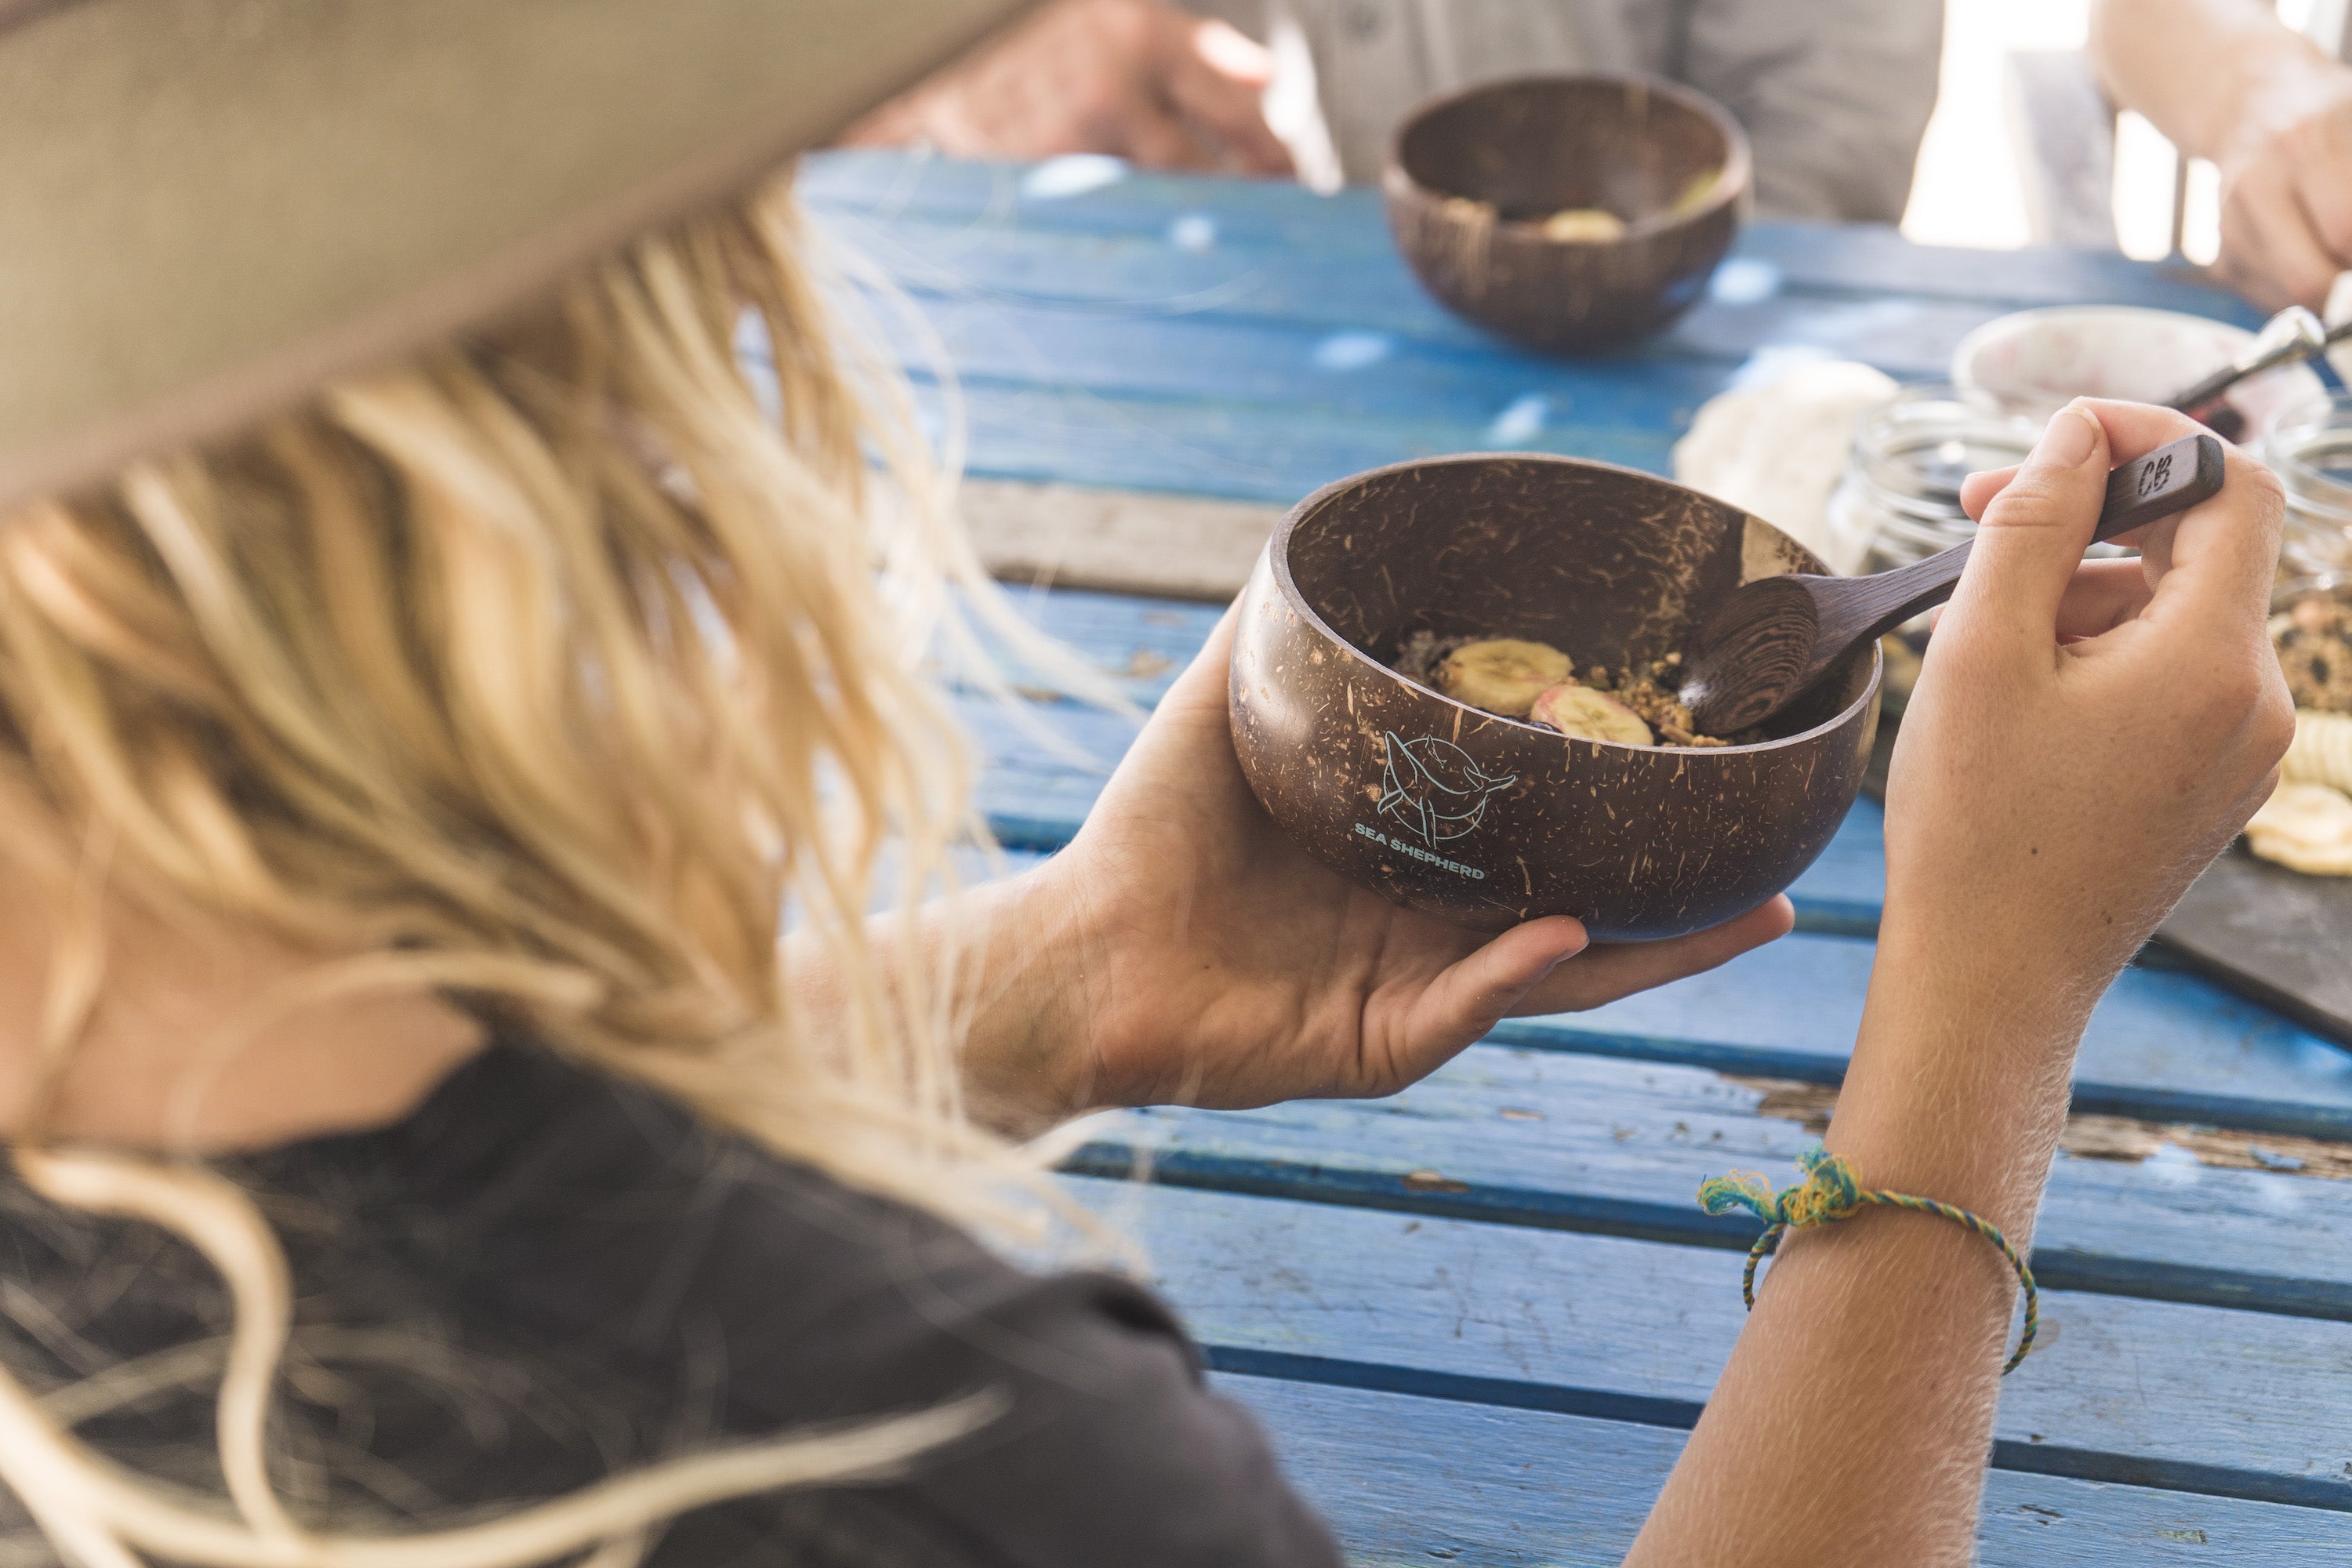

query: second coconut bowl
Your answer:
[1384,74,1751,354]
[1229,454,1881,941]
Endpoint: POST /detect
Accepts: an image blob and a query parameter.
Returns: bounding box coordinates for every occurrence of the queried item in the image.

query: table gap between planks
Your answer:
[802,151,2352,1565]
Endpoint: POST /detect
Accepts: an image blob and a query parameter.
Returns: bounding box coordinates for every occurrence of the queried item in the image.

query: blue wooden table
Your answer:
[804,150,2352,1564]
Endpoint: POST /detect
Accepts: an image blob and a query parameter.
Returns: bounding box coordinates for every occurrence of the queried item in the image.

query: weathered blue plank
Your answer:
[820,208,2008,379]
[960,696,1127,841]
[1531,932,2352,1138]
[1221,1374,2352,1566]
[808,151,2263,504]
[1653,292,2008,378]
[965,583,1218,707]
[1735,223,2263,327]
[801,151,2259,324]
[1054,1178,2352,1510]
[804,151,1407,257]
[942,376,1686,491]
[802,151,2256,322]
[813,207,1496,343]
[880,294,1726,429]
[924,379,1681,500]
[1064,1044,2352,1319]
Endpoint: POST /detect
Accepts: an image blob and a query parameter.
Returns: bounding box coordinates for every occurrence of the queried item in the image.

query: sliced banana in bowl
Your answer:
[1530,683,1653,746]
[1227,449,1881,939]
[1436,639,1573,717]
[1418,636,1715,746]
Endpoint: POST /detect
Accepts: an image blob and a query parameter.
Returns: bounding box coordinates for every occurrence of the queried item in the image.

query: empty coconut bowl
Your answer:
[1229,454,1880,940]
[1384,74,1751,355]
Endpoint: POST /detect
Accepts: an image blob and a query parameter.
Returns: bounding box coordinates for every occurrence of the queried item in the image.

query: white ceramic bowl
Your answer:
[1951,305,2324,432]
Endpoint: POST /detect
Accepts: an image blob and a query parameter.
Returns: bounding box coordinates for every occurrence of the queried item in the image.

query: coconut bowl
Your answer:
[1383,74,1751,355]
[1229,454,1880,940]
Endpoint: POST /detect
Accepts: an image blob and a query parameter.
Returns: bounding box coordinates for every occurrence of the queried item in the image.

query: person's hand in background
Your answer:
[2092,0,2352,311]
[841,0,1293,176]
[2207,56,2352,310]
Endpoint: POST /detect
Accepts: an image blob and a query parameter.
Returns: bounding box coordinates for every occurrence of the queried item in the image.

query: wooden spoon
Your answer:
[1678,432,2227,736]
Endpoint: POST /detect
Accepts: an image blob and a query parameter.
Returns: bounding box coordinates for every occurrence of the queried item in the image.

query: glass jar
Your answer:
[1825,385,2039,574]
[2263,394,2352,587]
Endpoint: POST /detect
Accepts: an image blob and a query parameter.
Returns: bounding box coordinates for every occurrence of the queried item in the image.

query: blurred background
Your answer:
[1908,0,2339,260]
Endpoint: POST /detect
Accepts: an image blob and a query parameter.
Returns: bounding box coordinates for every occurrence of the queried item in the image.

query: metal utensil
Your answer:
[2165,307,2328,440]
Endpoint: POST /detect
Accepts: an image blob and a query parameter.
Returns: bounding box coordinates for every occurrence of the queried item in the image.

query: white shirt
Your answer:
[1192,0,1946,223]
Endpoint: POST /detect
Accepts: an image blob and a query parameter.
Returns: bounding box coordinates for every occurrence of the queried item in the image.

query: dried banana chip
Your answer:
[1530,682,1654,746]
[1541,208,1626,242]
[2283,709,2352,796]
[1438,639,1573,718]
[2246,780,2352,877]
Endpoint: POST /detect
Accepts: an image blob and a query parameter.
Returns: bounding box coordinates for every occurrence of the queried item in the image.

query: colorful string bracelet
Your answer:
[1697,1145,2039,1375]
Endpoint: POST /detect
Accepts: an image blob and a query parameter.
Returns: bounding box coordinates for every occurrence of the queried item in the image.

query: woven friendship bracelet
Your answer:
[1697,1145,2039,1375]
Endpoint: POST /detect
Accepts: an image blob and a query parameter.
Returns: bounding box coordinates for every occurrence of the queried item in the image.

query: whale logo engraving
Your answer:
[1377,732,1516,848]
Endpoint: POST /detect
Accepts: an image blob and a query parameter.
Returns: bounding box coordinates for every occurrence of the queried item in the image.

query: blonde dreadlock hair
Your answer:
[0,168,1065,1564]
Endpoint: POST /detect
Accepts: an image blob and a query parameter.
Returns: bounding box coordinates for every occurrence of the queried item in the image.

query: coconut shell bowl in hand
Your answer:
[1383,74,1751,354]
[1229,455,1881,940]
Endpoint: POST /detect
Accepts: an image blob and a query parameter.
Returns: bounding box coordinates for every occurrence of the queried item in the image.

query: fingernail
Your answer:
[2031,405,2099,469]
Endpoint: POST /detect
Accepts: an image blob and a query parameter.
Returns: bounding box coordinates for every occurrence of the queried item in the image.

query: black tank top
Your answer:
[0,1041,1341,1566]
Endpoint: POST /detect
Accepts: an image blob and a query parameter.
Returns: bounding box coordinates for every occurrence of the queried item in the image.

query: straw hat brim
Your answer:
[0,0,1036,514]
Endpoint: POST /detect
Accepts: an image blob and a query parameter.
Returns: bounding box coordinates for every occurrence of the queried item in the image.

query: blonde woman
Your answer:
[0,2,2292,1566]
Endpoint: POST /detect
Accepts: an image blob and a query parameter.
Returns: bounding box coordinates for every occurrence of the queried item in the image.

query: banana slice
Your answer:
[1530,682,1654,747]
[1438,639,1573,717]
[2283,709,2352,795]
[2246,780,2352,876]
[1541,208,1626,242]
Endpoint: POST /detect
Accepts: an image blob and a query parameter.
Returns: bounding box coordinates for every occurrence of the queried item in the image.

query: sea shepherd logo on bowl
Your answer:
[1359,732,1511,879]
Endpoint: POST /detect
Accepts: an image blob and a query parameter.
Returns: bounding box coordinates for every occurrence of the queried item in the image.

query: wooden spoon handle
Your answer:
[2091,430,2227,542]
[1813,433,2225,653]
